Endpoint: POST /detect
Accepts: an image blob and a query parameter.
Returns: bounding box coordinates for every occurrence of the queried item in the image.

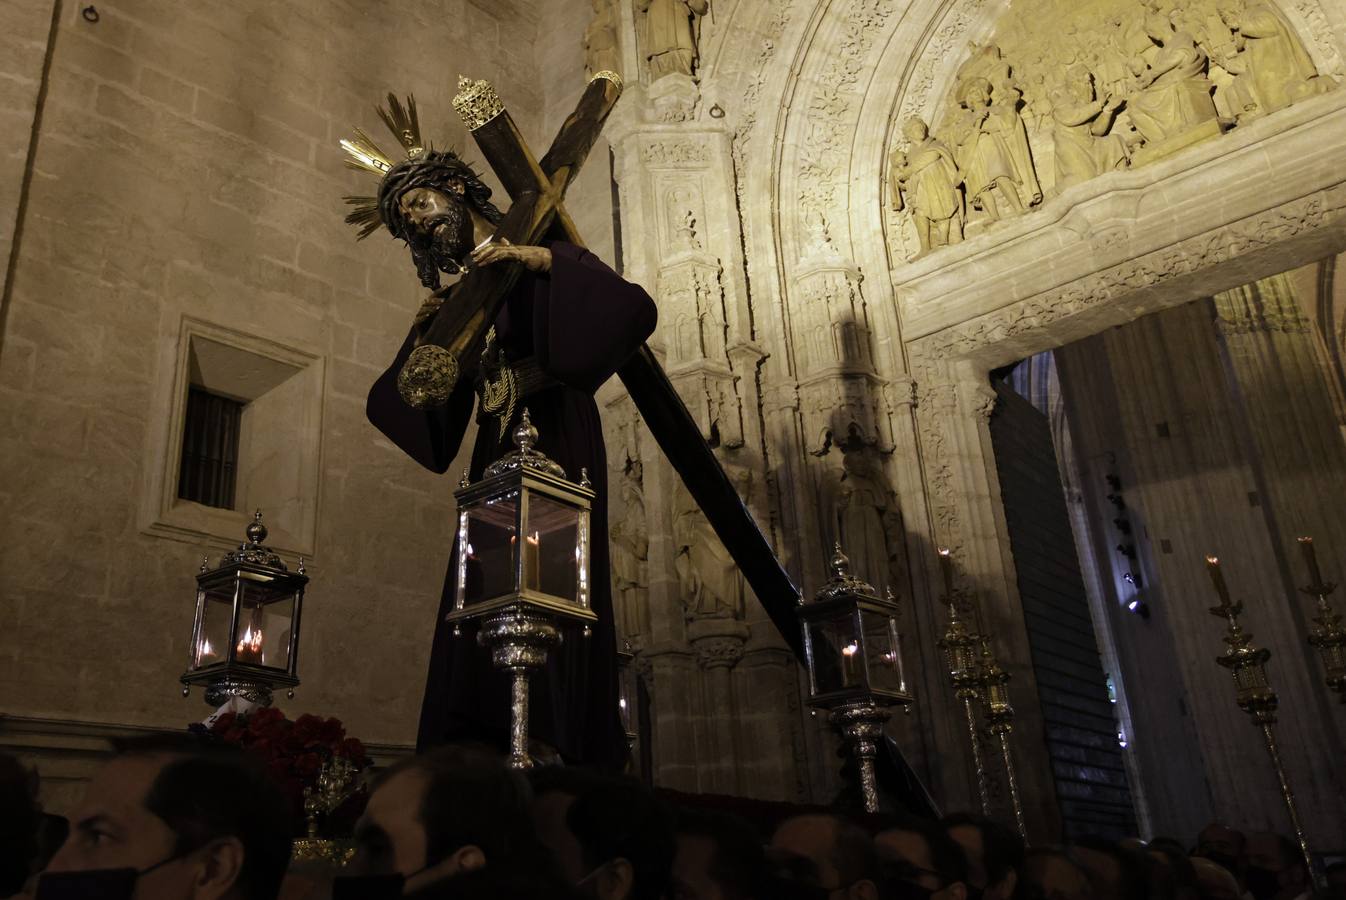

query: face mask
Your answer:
[331,873,406,900]
[1196,851,1240,876]
[34,853,185,900]
[889,880,937,900]
[1244,865,1283,900]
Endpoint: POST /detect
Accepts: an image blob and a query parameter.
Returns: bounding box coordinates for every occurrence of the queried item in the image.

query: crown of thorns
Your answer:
[340,93,501,242]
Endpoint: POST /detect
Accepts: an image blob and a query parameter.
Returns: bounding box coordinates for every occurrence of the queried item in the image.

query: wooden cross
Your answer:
[406,73,805,658]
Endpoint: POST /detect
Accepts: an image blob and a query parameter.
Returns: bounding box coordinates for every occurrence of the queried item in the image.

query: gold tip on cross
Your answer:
[588,70,624,93]
[453,76,504,132]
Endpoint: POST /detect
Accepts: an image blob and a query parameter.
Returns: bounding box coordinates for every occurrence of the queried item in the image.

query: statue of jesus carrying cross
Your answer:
[341,74,802,770]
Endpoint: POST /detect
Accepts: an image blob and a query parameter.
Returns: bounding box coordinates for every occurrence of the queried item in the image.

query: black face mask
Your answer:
[34,852,186,900]
[889,880,937,900]
[331,872,406,900]
[1195,850,1241,877]
[1244,865,1283,900]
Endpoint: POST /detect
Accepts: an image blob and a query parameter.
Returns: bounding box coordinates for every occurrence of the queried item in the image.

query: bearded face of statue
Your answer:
[397,184,476,276]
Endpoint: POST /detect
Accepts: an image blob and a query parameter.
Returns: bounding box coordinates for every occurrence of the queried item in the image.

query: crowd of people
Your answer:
[1,737,1342,900]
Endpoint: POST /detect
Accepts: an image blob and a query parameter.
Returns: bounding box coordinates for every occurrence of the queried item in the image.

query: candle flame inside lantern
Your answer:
[237,626,264,662]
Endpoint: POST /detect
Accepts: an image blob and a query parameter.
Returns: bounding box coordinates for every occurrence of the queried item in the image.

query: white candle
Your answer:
[842,642,859,684]
[523,532,541,590]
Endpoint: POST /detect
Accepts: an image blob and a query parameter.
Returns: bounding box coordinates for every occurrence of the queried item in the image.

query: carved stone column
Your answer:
[607,95,805,799]
[1055,298,1346,844]
[688,617,749,794]
[1215,274,1346,603]
[906,353,1062,834]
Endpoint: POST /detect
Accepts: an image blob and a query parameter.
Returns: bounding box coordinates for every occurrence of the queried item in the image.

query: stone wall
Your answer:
[0,0,561,803]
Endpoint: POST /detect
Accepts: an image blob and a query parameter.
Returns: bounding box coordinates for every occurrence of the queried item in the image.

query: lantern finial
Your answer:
[514,408,539,453]
[247,510,268,545]
[830,543,851,579]
[483,409,566,479]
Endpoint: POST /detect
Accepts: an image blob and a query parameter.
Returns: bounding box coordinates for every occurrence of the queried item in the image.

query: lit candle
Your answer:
[197,638,216,665]
[523,531,541,590]
[236,625,264,664]
[937,547,955,598]
[842,641,859,684]
[1298,536,1325,588]
[1205,556,1232,608]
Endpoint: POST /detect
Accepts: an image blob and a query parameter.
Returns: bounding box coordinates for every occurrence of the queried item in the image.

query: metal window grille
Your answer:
[177,387,243,509]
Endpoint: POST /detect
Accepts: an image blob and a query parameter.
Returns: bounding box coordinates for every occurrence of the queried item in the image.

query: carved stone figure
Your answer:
[610,461,650,639]
[955,42,1012,93]
[890,117,964,254]
[1224,2,1328,114]
[638,0,710,81]
[583,0,621,78]
[1051,67,1128,189]
[951,77,1041,222]
[1128,32,1221,148]
[673,472,747,620]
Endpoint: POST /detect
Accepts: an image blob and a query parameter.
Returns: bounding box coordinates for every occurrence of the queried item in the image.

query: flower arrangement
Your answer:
[192,707,372,835]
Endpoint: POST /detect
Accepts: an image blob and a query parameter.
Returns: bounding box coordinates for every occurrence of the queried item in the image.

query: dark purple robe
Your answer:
[366,242,655,770]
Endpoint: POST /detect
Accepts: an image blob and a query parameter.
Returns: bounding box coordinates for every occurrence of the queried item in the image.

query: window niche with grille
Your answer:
[143,318,325,557]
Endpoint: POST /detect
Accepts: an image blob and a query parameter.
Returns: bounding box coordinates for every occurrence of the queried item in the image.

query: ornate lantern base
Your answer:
[478,607,561,769]
[830,701,894,813]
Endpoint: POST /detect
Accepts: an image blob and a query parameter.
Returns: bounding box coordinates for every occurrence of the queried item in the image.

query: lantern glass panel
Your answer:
[194,583,236,669]
[523,494,580,602]
[462,491,521,605]
[861,609,905,695]
[807,615,861,695]
[235,579,295,670]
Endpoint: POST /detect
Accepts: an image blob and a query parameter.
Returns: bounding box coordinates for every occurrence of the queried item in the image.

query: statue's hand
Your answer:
[414,292,446,326]
[472,237,552,273]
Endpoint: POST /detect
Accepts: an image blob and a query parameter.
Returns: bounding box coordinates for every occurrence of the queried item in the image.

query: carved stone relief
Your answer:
[638,0,710,81]
[584,0,622,78]
[606,399,651,645]
[672,471,750,622]
[796,0,899,257]
[887,0,1339,259]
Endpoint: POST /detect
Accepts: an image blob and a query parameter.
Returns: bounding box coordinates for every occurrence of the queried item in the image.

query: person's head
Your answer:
[903,118,930,143]
[364,149,504,289]
[958,77,993,109]
[671,810,764,900]
[874,815,967,900]
[1145,845,1202,900]
[42,734,291,900]
[1022,849,1093,900]
[1189,857,1241,900]
[1193,824,1245,879]
[354,745,543,895]
[1325,861,1346,900]
[770,813,880,900]
[0,752,39,895]
[1242,833,1309,900]
[943,813,1024,900]
[1066,838,1147,900]
[530,768,674,900]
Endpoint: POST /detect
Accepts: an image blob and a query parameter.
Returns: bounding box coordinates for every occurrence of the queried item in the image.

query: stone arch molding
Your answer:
[712,0,1346,332]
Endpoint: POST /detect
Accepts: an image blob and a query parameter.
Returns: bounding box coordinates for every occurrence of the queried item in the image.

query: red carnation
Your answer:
[337,737,368,766]
[294,752,323,779]
[316,717,346,744]
[247,706,285,734]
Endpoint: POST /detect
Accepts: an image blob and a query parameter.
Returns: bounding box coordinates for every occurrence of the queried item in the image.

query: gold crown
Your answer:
[339,93,426,238]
